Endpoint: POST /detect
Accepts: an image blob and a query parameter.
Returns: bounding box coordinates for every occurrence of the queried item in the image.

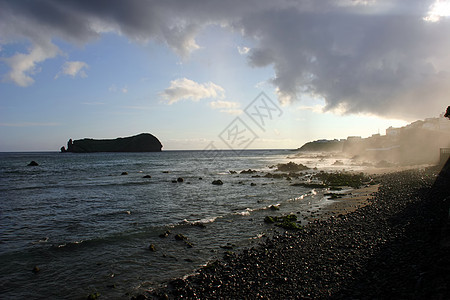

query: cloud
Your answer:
[424,0,450,22]
[0,122,60,127]
[2,43,61,86]
[239,0,450,119]
[1,0,450,119]
[160,78,225,104]
[55,61,89,79]
[237,46,250,55]
[209,100,243,115]
[109,84,128,93]
[297,104,325,114]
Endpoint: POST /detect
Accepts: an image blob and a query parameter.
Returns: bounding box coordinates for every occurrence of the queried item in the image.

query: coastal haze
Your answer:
[1,0,450,299]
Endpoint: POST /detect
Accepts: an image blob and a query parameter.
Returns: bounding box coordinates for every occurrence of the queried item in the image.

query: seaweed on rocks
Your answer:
[276,162,309,172]
[264,214,302,230]
[312,171,372,188]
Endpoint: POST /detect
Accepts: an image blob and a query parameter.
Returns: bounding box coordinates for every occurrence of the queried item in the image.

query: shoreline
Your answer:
[307,184,379,222]
[145,166,450,299]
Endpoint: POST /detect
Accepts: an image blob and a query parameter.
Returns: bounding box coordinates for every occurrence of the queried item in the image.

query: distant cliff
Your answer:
[297,139,344,152]
[60,133,163,153]
[296,115,450,165]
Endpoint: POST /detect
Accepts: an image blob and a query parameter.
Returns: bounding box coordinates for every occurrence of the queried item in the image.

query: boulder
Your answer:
[276,162,309,172]
[240,169,257,174]
[212,180,224,185]
[159,230,171,238]
[27,161,39,166]
[175,234,187,241]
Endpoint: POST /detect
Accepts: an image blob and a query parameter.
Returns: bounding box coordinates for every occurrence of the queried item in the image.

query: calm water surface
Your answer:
[1,150,330,299]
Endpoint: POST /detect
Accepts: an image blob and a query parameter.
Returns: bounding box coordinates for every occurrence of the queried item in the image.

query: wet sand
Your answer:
[309,184,379,221]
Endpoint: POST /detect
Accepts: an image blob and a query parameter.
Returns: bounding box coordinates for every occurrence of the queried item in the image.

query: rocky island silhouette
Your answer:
[60,133,162,153]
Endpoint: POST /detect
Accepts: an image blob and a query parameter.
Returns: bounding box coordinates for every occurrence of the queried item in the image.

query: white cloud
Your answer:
[237,46,250,55]
[160,78,225,104]
[297,104,325,114]
[209,100,243,115]
[109,84,128,93]
[55,61,89,79]
[209,100,239,109]
[2,43,61,87]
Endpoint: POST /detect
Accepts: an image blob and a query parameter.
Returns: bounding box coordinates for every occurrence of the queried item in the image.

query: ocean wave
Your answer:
[177,216,221,226]
[54,240,85,249]
[31,237,49,245]
[234,208,252,216]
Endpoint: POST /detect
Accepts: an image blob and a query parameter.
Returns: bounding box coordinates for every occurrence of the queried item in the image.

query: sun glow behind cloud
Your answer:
[424,0,450,22]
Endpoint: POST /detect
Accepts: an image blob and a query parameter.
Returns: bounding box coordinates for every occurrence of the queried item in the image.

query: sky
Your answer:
[1,0,449,151]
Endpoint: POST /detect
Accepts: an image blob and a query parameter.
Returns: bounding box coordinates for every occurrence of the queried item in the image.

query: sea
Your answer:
[0,150,357,299]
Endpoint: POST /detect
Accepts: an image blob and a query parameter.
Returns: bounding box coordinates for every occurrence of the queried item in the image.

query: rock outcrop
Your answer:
[60,133,162,153]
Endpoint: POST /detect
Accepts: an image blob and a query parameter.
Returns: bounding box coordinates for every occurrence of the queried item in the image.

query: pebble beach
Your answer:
[147,165,450,299]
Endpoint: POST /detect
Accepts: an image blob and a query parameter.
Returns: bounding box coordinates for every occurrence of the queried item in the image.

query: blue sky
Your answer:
[1,0,449,151]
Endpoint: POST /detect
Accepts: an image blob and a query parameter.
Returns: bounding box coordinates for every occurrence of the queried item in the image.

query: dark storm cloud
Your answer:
[1,0,449,119]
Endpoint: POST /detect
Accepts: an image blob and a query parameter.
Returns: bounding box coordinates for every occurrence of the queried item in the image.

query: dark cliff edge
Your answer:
[60,133,163,153]
[297,139,344,152]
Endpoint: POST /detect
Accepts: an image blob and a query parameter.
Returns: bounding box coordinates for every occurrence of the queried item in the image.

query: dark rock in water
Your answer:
[32,266,40,273]
[240,169,257,174]
[212,180,224,185]
[28,161,39,166]
[229,170,237,174]
[171,180,177,183]
[250,183,257,186]
[264,216,276,223]
[199,177,203,180]
[159,230,171,238]
[276,162,309,172]
[177,177,184,183]
[220,243,235,250]
[269,205,280,211]
[60,133,162,153]
[121,172,128,175]
[148,244,156,252]
[131,295,148,300]
[192,222,206,228]
[142,175,151,178]
[86,292,100,300]
[175,234,187,241]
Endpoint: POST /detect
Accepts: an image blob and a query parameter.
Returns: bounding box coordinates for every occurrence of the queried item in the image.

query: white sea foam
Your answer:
[235,208,253,216]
